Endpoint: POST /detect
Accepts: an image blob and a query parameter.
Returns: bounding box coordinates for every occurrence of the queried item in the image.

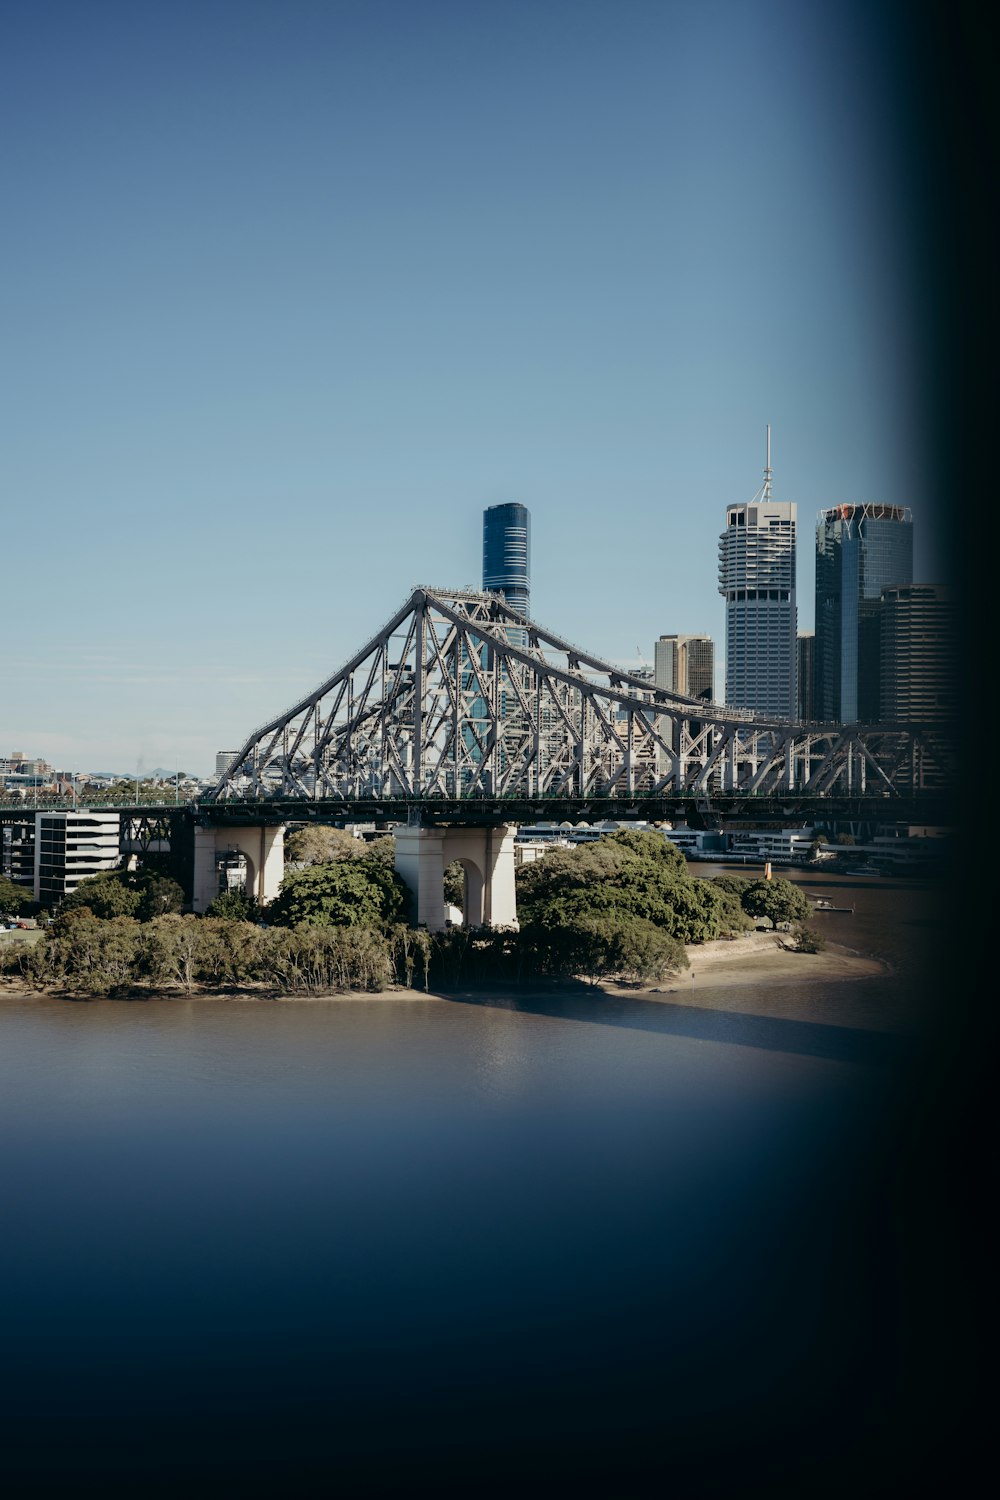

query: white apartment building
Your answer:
[718,431,797,718]
[33,811,122,906]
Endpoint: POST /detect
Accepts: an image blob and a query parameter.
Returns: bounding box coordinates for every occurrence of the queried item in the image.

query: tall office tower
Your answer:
[482,503,530,617]
[718,429,797,717]
[814,502,913,722]
[797,633,815,720]
[879,584,956,723]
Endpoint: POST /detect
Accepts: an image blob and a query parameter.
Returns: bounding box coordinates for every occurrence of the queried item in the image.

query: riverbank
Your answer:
[0,930,887,1004]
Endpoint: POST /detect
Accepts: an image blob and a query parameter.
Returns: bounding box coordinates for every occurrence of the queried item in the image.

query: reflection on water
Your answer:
[0,872,967,1492]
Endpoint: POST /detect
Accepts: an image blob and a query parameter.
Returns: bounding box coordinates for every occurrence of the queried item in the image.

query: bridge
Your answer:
[2,587,955,927]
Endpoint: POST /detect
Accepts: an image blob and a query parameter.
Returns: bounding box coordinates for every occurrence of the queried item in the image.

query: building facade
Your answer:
[653,635,714,701]
[797,632,815,721]
[879,584,956,723]
[718,438,797,717]
[33,811,121,906]
[482,503,530,617]
[814,502,913,722]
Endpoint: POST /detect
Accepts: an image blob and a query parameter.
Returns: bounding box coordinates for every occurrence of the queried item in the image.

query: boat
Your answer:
[843,863,880,876]
[809,897,854,913]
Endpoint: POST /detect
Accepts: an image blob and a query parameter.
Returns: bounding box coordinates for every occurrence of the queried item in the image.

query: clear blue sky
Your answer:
[2,0,954,775]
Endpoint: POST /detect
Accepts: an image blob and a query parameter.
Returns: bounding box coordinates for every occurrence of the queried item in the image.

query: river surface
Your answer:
[0,869,972,1494]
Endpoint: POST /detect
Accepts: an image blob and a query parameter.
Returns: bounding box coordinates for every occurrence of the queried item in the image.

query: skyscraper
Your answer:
[718,430,797,717]
[797,633,815,721]
[654,634,715,756]
[482,503,530,616]
[879,583,955,723]
[653,635,714,701]
[814,502,913,722]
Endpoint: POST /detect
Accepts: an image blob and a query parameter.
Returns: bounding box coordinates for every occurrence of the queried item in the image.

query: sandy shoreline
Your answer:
[0,931,887,1007]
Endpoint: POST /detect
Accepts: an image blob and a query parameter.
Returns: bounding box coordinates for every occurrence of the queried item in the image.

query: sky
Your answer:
[2,0,963,776]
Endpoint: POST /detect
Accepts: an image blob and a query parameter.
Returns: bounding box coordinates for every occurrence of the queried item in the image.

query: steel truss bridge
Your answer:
[201,586,955,816]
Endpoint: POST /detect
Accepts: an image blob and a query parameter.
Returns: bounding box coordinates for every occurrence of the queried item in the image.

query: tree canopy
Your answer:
[516,828,739,945]
[268,854,411,930]
[0,875,31,916]
[284,824,368,865]
[739,877,811,929]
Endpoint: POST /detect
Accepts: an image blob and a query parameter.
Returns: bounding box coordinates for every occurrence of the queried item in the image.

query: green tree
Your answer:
[519,911,688,985]
[789,923,826,953]
[60,871,141,920]
[443,860,464,912]
[284,825,367,864]
[516,830,727,943]
[707,877,754,935]
[205,888,260,922]
[740,877,811,929]
[0,875,30,916]
[268,855,411,930]
[41,911,142,994]
[136,875,185,920]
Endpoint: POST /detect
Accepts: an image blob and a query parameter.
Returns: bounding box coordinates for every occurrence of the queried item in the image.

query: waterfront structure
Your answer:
[797,633,815,721]
[718,430,797,717]
[482,502,530,615]
[814,502,913,722]
[879,584,956,723]
[33,810,121,906]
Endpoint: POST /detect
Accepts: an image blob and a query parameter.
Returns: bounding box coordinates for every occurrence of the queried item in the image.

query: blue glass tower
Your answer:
[814,503,913,722]
[482,503,530,617]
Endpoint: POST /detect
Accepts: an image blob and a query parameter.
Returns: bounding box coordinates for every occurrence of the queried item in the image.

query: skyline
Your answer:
[2,2,967,775]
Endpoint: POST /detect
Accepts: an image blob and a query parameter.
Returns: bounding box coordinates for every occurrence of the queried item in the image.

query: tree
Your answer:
[739,877,811,929]
[443,860,464,912]
[136,875,185,921]
[284,825,366,865]
[789,924,826,953]
[205,888,260,921]
[707,876,754,935]
[60,871,141,920]
[515,830,728,943]
[268,854,411,930]
[519,911,688,985]
[0,875,30,916]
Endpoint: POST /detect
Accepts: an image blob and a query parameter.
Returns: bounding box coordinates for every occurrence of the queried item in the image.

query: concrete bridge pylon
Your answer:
[193,824,287,914]
[394,823,518,932]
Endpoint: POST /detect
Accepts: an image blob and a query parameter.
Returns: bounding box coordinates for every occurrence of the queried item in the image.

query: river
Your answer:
[0,868,976,1494]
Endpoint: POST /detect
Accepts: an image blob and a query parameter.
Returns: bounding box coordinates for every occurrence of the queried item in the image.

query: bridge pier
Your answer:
[193,824,286,913]
[394,824,518,932]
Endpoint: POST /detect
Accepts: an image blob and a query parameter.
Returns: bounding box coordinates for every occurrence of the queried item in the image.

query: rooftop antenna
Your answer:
[751,424,774,503]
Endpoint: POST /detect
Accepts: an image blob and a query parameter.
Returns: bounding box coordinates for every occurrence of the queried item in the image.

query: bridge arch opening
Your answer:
[446,855,484,928]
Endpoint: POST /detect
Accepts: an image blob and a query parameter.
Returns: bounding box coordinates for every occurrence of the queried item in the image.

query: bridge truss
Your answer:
[207,588,955,805]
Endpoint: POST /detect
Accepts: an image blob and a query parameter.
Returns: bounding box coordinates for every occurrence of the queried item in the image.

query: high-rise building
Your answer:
[653,634,715,702]
[718,430,797,717]
[654,634,715,757]
[797,633,815,721]
[814,502,913,722]
[879,584,956,723]
[482,503,530,617]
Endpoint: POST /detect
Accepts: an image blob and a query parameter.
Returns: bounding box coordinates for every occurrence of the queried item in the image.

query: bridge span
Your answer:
[2,588,955,926]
